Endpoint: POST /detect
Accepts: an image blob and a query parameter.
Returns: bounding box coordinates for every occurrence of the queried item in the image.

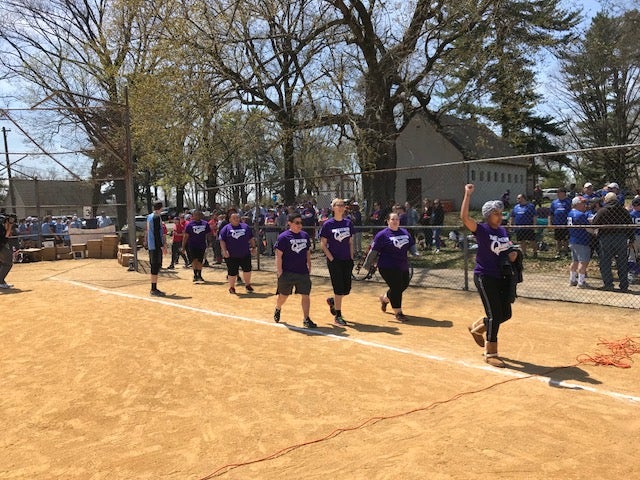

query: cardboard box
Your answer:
[56,246,71,260]
[22,248,43,262]
[42,246,57,261]
[86,239,102,258]
[71,243,87,252]
[42,240,55,248]
[121,253,134,267]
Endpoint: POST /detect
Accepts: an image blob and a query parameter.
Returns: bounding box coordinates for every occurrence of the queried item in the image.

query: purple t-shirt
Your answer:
[185,220,211,250]
[319,217,354,261]
[219,222,253,258]
[473,222,512,278]
[371,227,415,271]
[275,229,311,274]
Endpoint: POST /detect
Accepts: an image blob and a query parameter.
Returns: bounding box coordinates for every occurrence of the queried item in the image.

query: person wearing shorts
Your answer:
[182,210,211,284]
[510,193,537,258]
[273,212,316,329]
[146,201,167,297]
[320,198,355,326]
[219,212,257,294]
[549,188,572,258]
[567,196,593,288]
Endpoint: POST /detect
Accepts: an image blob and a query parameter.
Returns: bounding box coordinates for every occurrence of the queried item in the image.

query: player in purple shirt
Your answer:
[273,213,316,329]
[181,210,211,284]
[461,184,518,368]
[370,212,416,322]
[219,212,257,294]
[320,198,355,326]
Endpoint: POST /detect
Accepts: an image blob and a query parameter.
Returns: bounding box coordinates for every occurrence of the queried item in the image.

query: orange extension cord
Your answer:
[577,336,640,368]
[199,337,640,479]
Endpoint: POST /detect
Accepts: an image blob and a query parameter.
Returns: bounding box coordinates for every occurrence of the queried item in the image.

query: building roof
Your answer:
[426,113,529,167]
[4,178,94,212]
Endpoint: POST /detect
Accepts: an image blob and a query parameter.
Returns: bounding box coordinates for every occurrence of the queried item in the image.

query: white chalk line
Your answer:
[52,277,640,404]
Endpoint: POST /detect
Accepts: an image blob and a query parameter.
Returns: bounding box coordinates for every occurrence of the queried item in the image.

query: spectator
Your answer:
[369,201,384,227]
[607,182,625,206]
[419,198,433,250]
[628,197,640,284]
[167,217,189,269]
[567,196,593,288]
[510,193,537,258]
[501,189,511,210]
[97,211,113,228]
[264,209,279,256]
[591,192,634,292]
[581,182,596,202]
[533,184,543,208]
[548,187,572,258]
[0,215,15,289]
[349,202,363,256]
[431,199,445,253]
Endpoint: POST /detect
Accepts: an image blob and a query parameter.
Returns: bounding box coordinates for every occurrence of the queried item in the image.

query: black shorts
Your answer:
[225,255,252,276]
[276,271,312,295]
[327,258,354,295]
[187,247,205,263]
[148,248,163,275]
[515,229,535,242]
[554,229,569,241]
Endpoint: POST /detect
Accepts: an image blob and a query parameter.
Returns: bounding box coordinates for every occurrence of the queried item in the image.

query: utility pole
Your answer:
[2,126,17,214]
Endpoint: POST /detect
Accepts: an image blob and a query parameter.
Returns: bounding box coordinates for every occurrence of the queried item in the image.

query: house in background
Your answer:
[1,178,99,219]
[395,113,531,210]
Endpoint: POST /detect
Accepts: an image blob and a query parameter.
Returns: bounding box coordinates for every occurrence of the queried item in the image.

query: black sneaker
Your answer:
[303,317,317,329]
[245,284,254,292]
[326,297,336,316]
[167,264,175,270]
[334,315,347,326]
[395,312,408,322]
[274,308,281,323]
[150,289,166,297]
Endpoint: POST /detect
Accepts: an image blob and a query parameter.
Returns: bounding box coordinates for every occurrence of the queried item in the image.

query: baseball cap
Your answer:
[632,197,640,206]
[584,182,593,188]
[608,182,619,189]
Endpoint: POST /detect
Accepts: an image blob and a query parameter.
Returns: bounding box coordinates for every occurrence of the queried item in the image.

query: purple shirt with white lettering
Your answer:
[473,222,512,278]
[219,222,253,258]
[275,229,311,274]
[185,220,211,250]
[371,227,415,271]
[319,217,354,261]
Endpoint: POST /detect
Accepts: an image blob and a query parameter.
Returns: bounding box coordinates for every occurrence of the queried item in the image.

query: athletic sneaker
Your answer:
[167,264,175,270]
[395,312,408,322]
[326,297,336,316]
[150,289,166,297]
[577,282,590,289]
[0,282,14,289]
[303,317,317,329]
[245,284,254,292]
[334,315,347,326]
[229,287,236,294]
[569,280,578,286]
[274,308,281,323]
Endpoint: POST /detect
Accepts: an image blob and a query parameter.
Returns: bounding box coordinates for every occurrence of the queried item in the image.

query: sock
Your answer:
[570,271,577,282]
[578,273,586,284]
[336,310,342,317]
[152,282,157,290]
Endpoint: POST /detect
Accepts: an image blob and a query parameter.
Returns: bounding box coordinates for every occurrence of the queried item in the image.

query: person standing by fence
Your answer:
[145,201,167,297]
[461,184,518,368]
[567,196,593,289]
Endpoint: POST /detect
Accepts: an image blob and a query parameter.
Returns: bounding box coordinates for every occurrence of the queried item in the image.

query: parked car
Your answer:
[542,188,559,201]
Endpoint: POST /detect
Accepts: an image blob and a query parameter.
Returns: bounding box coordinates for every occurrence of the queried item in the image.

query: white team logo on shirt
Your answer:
[192,224,207,235]
[230,228,246,239]
[332,227,351,242]
[290,238,308,253]
[391,234,410,249]
[489,234,511,255]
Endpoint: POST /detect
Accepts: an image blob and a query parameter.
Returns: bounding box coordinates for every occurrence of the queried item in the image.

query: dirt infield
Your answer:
[1,259,639,479]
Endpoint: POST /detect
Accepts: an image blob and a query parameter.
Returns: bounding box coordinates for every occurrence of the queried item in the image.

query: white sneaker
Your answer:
[0,282,13,289]
[577,282,590,289]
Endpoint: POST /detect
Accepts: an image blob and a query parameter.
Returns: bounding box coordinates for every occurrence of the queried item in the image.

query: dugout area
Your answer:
[1,259,639,479]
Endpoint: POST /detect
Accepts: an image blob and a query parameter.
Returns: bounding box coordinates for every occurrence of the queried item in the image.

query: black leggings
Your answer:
[473,273,512,342]
[379,268,411,309]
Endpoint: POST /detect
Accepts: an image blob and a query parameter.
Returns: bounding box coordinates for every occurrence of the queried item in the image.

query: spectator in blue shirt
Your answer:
[548,187,572,258]
[510,193,537,258]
